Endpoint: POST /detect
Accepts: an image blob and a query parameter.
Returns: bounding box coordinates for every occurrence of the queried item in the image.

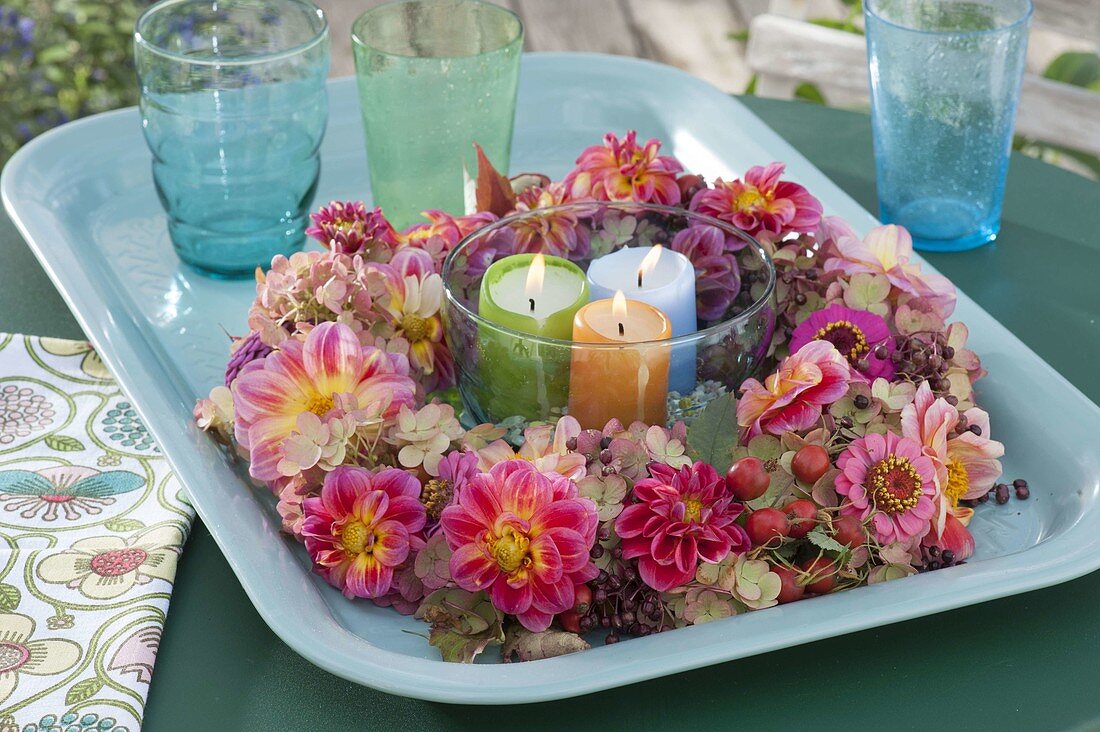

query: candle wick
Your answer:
[637,270,643,288]
[529,298,535,312]
[618,322,625,337]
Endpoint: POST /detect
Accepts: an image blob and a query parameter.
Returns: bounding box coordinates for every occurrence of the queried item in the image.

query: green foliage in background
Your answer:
[0,0,150,166]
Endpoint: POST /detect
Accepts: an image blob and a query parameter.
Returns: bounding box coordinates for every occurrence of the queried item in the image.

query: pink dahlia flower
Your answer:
[302,467,426,599]
[232,322,416,481]
[902,382,1003,558]
[616,461,750,592]
[511,182,591,259]
[737,340,851,438]
[439,460,599,632]
[689,162,822,238]
[562,131,684,205]
[670,224,739,321]
[789,304,895,381]
[836,431,937,545]
[823,220,956,319]
[306,201,400,258]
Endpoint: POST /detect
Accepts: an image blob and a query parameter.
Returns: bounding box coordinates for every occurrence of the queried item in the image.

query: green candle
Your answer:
[476,253,589,422]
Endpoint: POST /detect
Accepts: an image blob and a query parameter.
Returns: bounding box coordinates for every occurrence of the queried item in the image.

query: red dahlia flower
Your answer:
[616,461,751,592]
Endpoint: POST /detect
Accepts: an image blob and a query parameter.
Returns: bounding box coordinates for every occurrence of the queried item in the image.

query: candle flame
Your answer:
[525,253,546,298]
[638,245,663,287]
[612,289,628,319]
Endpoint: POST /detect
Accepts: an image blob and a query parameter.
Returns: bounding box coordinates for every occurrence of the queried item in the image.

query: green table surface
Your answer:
[3,96,1099,731]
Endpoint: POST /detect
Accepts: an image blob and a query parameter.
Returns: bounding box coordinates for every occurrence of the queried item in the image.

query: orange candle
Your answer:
[569,290,672,429]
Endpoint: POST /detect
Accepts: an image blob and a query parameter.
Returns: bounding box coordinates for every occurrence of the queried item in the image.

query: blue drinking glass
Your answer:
[865,0,1031,252]
[135,0,329,277]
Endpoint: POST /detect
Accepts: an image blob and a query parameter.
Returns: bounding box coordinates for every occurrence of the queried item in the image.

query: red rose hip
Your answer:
[746,507,789,546]
[726,457,771,501]
[771,565,806,604]
[791,444,830,484]
[783,499,817,539]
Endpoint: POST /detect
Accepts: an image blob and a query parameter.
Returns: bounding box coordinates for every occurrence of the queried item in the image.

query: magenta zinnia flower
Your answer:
[836,431,936,545]
[440,460,599,632]
[690,162,822,238]
[562,131,684,205]
[302,467,426,599]
[306,201,400,258]
[615,461,750,592]
[789,304,895,381]
[232,322,417,481]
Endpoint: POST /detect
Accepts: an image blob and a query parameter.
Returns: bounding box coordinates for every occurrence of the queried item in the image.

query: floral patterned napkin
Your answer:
[0,334,193,732]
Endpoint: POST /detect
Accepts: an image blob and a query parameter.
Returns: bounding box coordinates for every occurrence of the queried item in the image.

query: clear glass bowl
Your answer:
[441,202,776,428]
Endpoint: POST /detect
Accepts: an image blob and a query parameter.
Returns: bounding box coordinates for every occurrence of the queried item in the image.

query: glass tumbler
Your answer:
[865,0,1031,252]
[135,0,330,277]
[352,0,523,230]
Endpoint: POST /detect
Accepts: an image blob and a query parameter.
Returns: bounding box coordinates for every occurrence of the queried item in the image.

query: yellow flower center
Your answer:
[684,498,703,523]
[340,520,373,554]
[401,314,430,342]
[307,394,335,416]
[735,186,765,210]
[945,459,970,506]
[814,320,869,365]
[867,454,923,515]
[490,527,531,574]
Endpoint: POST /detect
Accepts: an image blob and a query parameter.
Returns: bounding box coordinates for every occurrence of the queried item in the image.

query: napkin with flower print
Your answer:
[0,334,193,732]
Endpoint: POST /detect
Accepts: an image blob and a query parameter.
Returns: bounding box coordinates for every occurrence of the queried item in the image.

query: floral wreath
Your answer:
[195,131,1027,663]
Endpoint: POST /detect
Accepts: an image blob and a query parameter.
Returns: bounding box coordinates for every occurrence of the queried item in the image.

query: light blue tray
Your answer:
[4,53,1100,704]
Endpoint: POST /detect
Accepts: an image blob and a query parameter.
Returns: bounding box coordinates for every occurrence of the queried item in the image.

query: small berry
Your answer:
[853,394,870,410]
[746,508,790,546]
[791,445,830,484]
[995,484,1010,504]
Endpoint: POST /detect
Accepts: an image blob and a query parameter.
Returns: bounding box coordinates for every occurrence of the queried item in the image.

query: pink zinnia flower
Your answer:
[689,162,822,238]
[789,304,895,381]
[670,224,739,321]
[562,131,684,205]
[836,431,937,545]
[737,340,851,438]
[511,183,591,259]
[440,460,599,632]
[616,461,750,592]
[306,201,400,258]
[232,322,416,481]
[823,220,956,319]
[302,467,426,599]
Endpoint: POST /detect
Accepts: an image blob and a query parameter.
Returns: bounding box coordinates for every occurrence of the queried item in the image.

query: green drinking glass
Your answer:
[352,0,523,230]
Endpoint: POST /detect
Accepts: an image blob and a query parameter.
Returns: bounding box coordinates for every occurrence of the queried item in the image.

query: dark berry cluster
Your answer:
[918,544,963,572]
[960,478,1030,507]
[884,331,956,396]
[581,530,672,643]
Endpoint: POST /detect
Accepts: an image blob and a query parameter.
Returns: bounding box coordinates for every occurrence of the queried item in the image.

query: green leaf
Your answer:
[65,677,103,706]
[807,526,847,554]
[0,583,21,611]
[104,518,145,532]
[1043,51,1100,89]
[728,29,750,42]
[794,83,827,106]
[744,74,758,95]
[686,392,739,473]
[502,625,590,662]
[45,435,85,452]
